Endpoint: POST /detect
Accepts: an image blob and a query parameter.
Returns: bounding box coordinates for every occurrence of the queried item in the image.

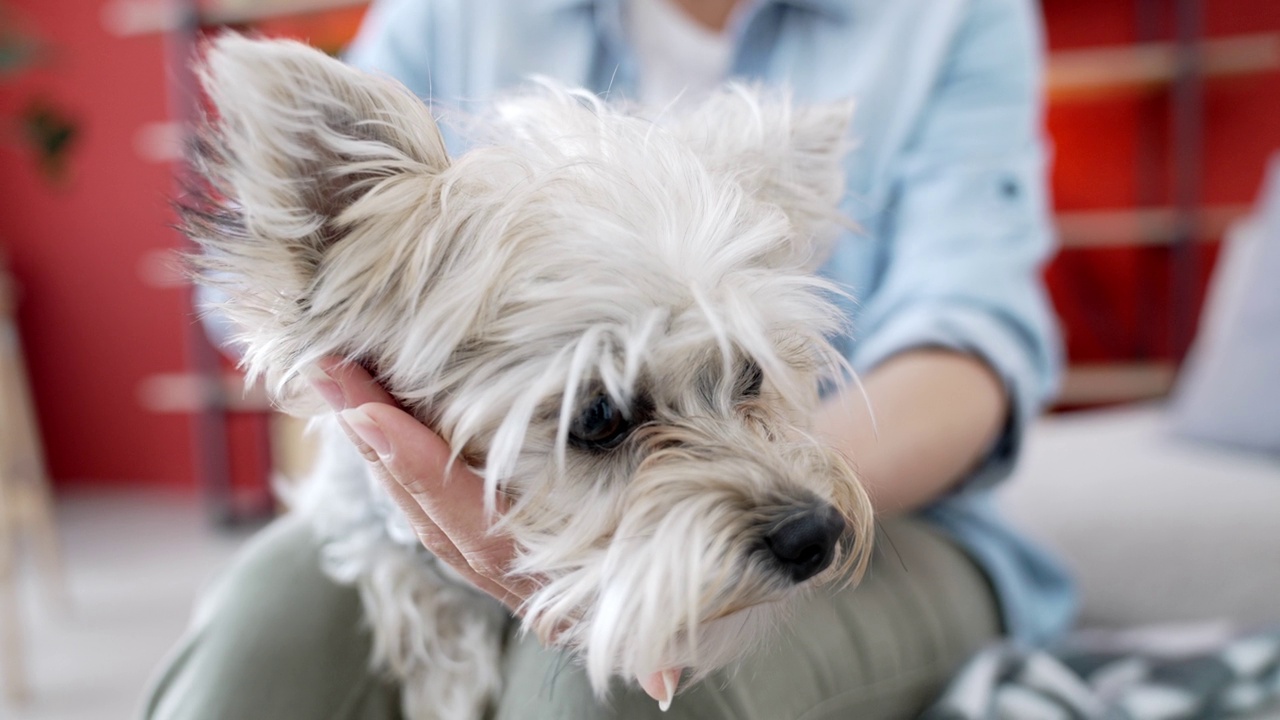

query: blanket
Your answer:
[922,625,1280,719]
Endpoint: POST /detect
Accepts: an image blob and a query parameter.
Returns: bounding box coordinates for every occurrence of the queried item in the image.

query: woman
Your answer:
[144,0,1073,717]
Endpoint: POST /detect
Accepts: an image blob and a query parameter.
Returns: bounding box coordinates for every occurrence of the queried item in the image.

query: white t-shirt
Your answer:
[624,0,734,107]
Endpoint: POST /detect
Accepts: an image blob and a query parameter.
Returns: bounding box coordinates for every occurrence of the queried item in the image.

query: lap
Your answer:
[141,515,403,720]
[496,518,1000,720]
[142,516,997,720]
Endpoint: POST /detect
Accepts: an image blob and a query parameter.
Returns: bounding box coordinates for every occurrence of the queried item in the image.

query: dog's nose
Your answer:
[765,504,845,583]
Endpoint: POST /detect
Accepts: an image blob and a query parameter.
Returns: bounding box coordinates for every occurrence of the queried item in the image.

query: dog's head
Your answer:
[186,35,873,692]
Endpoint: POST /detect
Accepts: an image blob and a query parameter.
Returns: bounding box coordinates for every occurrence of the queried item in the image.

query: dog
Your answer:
[182,34,874,720]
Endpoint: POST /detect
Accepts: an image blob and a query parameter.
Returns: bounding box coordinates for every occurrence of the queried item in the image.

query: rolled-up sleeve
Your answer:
[848,0,1062,491]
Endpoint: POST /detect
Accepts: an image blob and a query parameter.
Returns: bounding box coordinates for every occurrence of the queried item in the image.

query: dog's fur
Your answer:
[183,35,874,720]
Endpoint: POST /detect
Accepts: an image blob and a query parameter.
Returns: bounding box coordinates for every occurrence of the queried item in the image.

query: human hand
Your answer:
[308,358,682,709]
[308,357,537,611]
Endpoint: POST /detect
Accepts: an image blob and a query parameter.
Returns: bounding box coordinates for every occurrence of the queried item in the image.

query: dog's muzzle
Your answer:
[763,502,846,583]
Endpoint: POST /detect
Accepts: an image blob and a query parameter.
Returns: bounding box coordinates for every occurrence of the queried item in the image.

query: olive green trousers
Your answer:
[141,514,999,720]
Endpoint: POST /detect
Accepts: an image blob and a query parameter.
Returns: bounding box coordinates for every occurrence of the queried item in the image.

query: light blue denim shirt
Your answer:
[346,0,1076,645]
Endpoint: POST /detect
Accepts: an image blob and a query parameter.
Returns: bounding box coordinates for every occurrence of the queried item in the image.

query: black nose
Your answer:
[764,504,846,583]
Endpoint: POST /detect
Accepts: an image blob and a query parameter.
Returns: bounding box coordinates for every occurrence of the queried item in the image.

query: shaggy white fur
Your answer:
[183,34,874,720]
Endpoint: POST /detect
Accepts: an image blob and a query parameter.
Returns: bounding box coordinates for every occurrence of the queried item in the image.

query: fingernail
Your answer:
[658,669,678,712]
[304,364,346,411]
[340,406,391,457]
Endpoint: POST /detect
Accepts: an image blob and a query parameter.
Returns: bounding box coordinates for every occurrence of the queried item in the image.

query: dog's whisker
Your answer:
[875,518,908,574]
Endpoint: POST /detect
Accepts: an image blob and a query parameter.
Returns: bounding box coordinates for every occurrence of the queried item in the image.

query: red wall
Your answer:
[1043,0,1280,362]
[2,1,1279,490]
[0,2,365,492]
[0,0,192,488]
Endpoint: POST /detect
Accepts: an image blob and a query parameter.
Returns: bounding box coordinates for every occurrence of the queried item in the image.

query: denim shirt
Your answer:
[346,0,1077,645]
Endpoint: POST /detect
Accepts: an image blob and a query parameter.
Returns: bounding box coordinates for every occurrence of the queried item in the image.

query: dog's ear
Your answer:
[674,87,854,266]
[182,34,450,400]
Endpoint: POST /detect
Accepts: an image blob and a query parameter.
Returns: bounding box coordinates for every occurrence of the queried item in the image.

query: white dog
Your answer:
[183,34,874,720]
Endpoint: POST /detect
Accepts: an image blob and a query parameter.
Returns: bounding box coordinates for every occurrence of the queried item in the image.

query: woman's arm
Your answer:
[828,0,1061,509]
[815,349,1008,516]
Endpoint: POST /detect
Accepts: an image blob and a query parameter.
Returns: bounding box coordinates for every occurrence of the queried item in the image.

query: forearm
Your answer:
[815,349,1008,516]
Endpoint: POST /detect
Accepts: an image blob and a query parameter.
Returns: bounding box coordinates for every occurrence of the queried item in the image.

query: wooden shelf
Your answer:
[102,0,369,37]
[201,0,368,26]
[1059,362,1177,405]
[1056,205,1250,249]
[1048,33,1280,99]
[137,372,272,413]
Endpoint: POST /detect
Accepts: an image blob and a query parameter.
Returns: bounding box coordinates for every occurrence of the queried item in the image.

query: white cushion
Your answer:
[1169,153,1280,454]
[996,406,1280,629]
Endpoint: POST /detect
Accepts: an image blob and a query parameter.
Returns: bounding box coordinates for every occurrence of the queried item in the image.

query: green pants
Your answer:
[142,514,999,720]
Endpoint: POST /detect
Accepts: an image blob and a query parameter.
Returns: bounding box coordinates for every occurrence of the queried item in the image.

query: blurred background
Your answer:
[0,1,1277,718]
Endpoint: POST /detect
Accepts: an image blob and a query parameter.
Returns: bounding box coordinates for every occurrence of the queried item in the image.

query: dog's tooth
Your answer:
[658,668,679,712]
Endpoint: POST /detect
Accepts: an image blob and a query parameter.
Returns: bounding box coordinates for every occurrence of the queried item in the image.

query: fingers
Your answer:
[310,357,397,409]
[307,357,540,611]
[371,463,528,613]
[339,403,544,602]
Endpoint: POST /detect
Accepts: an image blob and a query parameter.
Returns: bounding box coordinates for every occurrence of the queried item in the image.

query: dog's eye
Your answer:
[740,361,764,398]
[569,394,632,450]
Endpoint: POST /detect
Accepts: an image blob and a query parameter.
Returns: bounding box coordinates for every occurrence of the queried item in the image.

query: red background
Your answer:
[1,0,1278,490]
